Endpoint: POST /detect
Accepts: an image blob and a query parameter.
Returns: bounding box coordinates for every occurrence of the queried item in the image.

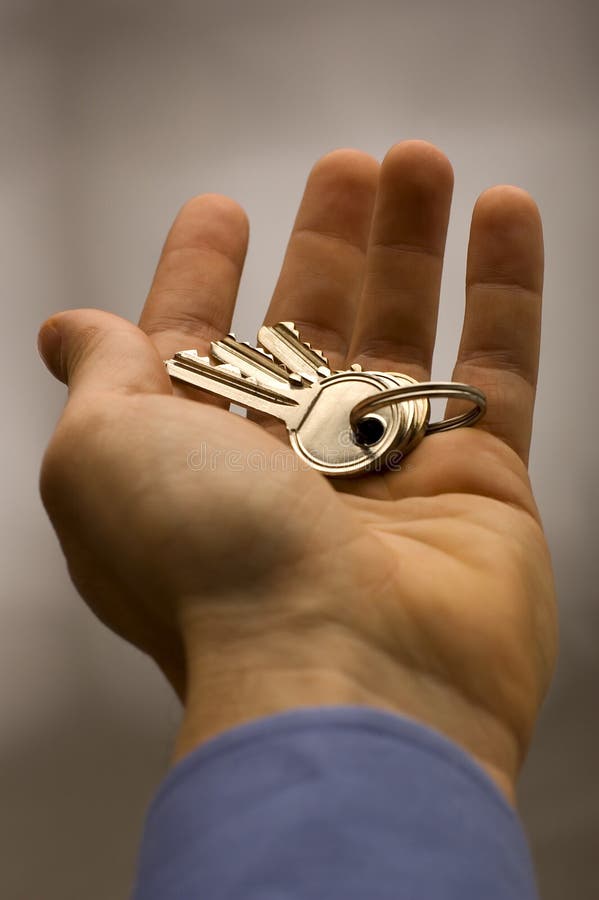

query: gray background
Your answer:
[2,1,598,897]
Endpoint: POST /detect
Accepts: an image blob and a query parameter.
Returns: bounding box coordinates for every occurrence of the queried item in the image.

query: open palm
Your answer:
[40,141,557,801]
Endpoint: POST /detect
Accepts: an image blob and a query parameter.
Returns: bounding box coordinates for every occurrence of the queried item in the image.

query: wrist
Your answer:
[172,663,384,760]
[172,602,520,805]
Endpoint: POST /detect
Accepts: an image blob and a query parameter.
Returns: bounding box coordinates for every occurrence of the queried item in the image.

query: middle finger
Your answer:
[348,140,454,381]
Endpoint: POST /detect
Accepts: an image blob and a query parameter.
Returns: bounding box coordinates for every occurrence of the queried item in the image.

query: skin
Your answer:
[38,140,557,806]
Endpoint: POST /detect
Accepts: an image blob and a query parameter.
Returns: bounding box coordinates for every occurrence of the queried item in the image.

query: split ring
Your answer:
[350,382,487,437]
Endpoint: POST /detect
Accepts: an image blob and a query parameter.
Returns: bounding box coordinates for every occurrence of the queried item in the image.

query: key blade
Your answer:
[165,354,308,428]
[258,322,331,380]
[211,335,303,388]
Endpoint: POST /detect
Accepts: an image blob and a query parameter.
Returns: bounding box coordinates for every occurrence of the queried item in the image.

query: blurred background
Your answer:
[2,0,598,897]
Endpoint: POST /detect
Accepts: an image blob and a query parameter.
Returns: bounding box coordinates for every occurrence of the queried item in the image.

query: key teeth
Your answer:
[297,338,329,367]
[177,350,210,363]
[178,323,333,386]
[215,363,242,377]
[281,320,300,337]
[214,335,292,386]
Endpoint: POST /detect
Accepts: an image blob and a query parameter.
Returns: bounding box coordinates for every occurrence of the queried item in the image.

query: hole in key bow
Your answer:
[353,414,386,446]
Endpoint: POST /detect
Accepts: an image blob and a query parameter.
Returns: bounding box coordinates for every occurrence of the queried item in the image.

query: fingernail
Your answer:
[37,323,64,381]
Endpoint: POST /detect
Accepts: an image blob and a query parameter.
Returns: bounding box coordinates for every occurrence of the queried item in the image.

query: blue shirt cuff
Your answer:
[131,705,538,899]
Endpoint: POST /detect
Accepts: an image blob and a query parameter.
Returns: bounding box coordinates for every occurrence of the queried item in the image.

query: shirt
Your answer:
[131,705,538,899]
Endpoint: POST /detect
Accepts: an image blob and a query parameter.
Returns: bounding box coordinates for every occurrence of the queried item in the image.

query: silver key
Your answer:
[165,331,426,476]
[257,322,331,381]
[166,348,311,431]
[210,334,304,388]
[257,322,430,459]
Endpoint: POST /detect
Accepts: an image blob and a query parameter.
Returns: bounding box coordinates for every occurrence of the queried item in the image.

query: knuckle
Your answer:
[288,320,347,358]
[66,324,105,380]
[142,306,223,344]
[353,337,430,371]
[458,348,537,385]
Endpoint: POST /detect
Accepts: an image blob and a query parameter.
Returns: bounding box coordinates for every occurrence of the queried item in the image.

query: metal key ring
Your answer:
[350,382,487,436]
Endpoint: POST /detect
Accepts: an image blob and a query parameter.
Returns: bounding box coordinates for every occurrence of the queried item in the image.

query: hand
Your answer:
[38,141,557,804]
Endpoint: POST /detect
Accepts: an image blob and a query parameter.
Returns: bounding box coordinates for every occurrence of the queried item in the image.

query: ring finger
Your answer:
[348,140,454,381]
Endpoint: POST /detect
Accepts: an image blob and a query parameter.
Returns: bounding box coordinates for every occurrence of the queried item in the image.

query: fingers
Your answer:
[348,141,454,380]
[38,308,170,398]
[139,193,249,359]
[447,186,544,464]
[263,149,379,369]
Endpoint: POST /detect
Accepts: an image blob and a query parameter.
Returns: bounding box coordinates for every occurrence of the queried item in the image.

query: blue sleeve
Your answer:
[131,706,538,900]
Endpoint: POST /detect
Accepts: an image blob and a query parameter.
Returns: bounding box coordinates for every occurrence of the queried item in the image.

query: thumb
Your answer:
[37,308,171,397]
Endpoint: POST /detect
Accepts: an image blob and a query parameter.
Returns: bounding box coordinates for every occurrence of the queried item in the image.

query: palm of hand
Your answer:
[40,142,557,796]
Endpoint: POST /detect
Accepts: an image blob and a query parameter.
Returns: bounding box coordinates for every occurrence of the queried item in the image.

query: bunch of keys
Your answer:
[165,322,486,477]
